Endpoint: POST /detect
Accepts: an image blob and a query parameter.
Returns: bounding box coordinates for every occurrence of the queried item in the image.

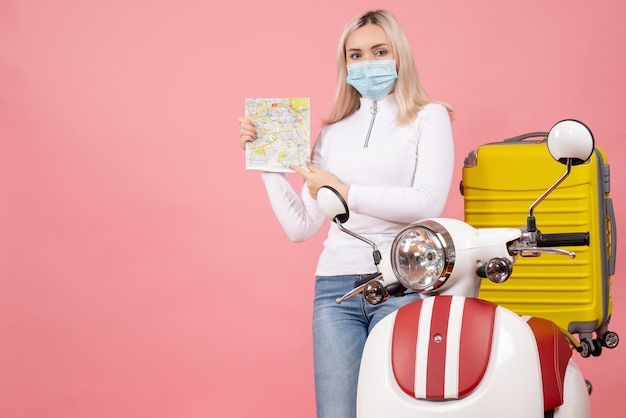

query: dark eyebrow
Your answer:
[347,43,389,53]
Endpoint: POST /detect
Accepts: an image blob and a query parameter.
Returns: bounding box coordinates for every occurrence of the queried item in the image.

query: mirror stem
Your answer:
[527,159,572,232]
[335,219,382,270]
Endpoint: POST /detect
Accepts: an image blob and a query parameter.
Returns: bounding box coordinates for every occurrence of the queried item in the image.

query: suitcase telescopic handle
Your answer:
[537,232,590,247]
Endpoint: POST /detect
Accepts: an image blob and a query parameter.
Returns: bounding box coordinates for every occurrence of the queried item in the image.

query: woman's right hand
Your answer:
[238,117,257,150]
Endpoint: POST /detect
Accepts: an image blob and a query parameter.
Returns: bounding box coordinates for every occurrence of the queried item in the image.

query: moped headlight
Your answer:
[390,220,455,292]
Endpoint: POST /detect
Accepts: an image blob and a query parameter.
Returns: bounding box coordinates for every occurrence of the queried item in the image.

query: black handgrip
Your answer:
[386,282,407,297]
[536,232,590,247]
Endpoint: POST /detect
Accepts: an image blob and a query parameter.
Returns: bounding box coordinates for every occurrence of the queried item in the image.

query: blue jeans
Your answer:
[312,274,421,418]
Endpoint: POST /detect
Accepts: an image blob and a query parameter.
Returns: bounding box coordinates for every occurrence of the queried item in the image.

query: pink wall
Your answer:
[1,0,624,416]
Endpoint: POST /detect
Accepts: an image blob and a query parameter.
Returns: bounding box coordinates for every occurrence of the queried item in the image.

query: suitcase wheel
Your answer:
[577,339,602,358]
[600,331,620,349]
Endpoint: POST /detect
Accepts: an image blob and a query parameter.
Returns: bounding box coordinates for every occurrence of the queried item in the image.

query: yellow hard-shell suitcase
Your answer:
[461,132,618,357]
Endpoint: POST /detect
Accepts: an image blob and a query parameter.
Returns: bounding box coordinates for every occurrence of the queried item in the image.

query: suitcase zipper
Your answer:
[364,100,378,148]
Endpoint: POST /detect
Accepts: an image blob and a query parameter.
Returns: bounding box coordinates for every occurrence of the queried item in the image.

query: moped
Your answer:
[316,120,617,417]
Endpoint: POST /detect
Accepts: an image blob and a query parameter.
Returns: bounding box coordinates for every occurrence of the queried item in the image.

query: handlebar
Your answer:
[354,272,381,288]
[536,232,590,247]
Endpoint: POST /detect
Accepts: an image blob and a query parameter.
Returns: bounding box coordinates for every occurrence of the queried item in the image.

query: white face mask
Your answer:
[346,60,398,100]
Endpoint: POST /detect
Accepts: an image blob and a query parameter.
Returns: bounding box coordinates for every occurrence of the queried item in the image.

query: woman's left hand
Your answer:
[290,163,350,202]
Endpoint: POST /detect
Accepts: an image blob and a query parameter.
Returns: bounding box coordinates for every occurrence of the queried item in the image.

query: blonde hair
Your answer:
[325,10,453,125]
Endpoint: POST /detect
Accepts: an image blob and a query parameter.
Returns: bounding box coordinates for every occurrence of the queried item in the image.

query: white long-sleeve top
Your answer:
[261,93,454,276]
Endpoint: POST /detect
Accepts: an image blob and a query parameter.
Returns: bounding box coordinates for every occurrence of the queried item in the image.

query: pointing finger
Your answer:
[290,164,309,177]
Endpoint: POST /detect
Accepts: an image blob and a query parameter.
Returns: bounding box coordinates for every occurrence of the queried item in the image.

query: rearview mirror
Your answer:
[316,186,349,224]
[547,119,594,166]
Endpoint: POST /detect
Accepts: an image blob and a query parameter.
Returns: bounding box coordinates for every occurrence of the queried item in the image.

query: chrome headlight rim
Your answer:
[390,220,455,293]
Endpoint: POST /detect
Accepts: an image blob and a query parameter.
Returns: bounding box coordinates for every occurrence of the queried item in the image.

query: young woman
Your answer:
[238,10,454,418]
